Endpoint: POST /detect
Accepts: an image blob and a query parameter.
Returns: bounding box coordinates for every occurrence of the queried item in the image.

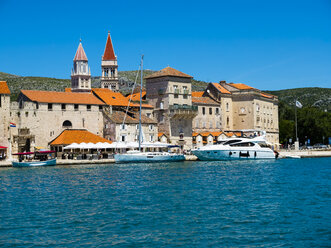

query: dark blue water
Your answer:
[0,158,330,247]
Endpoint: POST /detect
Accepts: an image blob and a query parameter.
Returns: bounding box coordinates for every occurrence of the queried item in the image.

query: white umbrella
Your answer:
[85,142,96,149]
[63,143,80,150]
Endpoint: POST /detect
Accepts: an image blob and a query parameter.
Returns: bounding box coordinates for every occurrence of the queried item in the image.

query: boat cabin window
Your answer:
[230,142,255,147]
[223,139,242,145]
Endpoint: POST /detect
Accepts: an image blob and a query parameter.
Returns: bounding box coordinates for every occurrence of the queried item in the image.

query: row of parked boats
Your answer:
[11,136,278,167]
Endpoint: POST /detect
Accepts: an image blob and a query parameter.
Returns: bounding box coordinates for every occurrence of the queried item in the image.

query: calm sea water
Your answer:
[0,158,330,247]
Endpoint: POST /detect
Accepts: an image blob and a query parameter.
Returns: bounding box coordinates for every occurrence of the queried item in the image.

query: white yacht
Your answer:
[192,137,278,161]
[115,150,185,163]
[114,56,185,163]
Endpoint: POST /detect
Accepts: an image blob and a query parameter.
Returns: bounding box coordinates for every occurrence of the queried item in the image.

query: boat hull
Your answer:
[12,158,57,167]
[114,153,185,163]
[192,149,276,161]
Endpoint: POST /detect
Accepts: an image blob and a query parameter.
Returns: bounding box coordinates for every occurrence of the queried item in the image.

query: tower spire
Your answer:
[101,31,119,91]
[74,42,88,61]
[71,41,91,92]
[102,32,116,61]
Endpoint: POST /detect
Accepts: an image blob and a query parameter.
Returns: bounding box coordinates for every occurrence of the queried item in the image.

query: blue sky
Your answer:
[0,0,330,90]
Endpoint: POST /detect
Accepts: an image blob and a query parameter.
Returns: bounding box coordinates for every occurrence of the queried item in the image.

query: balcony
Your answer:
[169,105,198,119]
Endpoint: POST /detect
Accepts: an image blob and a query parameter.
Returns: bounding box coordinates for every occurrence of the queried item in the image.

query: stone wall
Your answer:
[0,94,11,151]
[10,101,104,152]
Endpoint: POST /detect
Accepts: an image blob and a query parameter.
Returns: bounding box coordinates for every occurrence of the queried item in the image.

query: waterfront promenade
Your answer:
[1,151,330,167]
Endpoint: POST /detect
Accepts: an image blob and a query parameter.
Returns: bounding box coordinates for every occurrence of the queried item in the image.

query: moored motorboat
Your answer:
[12,151,57,167]
[192,137,277,161]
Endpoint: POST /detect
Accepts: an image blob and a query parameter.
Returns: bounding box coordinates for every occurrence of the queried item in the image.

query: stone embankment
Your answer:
[279,149,331,158]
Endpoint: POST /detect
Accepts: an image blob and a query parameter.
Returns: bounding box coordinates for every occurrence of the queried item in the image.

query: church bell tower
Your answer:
[71,41,91,92]
[101,31,119,91]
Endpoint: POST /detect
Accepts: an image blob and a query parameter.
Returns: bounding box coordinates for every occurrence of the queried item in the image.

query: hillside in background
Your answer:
[266,87,331,112]
[0,71,209,100]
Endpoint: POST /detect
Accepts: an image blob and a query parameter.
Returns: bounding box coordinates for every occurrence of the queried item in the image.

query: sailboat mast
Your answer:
[139,55,144,151]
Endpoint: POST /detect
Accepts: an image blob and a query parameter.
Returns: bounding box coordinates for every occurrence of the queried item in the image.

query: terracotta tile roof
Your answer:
[0,81,10,94]
[192,91,204,97]
[50,129,111,145]
[21,90,105,105]
[192,132,201,137]
[224,132,242,137]
[102,32,116,60]
[145,66,192,79]
[260,92,274,99]
[209,132,223,136]
[93,88,153,108]
[109,111,157,124]
[65,88,72,92]
[93,88,129,106]
[228,83,254,90]
[74,42,88,61]
[158,132,167,137]
[200,132,214,137]
[192,96,219,106]
[212,83,231,94]
[127,91,146,101]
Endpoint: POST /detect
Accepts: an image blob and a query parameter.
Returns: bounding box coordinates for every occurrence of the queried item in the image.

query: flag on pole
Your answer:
[295,100,303,108]
[9,122,16,127]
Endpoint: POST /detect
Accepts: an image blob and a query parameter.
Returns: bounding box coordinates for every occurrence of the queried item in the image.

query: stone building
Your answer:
[191,80,279,147]
[0,81,11,155]
[220,82,279,145]
[11,90,105,153]
[145,67,198,150]
[100,31,119,91]
[71,41,91,92]
[191,91,221,133]
[104,110,157,143]
[204,82,233,129]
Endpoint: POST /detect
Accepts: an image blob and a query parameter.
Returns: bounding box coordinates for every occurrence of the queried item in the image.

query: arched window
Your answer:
[226,103,229,111]
[62,120,72,129]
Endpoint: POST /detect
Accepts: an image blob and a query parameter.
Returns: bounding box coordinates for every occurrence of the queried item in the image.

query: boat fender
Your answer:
[229,151,232,156]
[254,151,257,158]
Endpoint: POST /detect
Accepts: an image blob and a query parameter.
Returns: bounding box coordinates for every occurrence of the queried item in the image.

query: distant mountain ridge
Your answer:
[0,71,330,111]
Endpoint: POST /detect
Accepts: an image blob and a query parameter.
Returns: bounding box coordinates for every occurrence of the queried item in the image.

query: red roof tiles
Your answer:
[145,66,192,79]
[21,90,104,105]
[127,91,146,101]
[74,42,88,61]
[229,83,254,90]
[212,83,231,94]
[92,88,153,108]
[192,91,204,97]
[192,96,219,105]
[50,129,111,145]
[0,81,10,95]
[102,32,116,61]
